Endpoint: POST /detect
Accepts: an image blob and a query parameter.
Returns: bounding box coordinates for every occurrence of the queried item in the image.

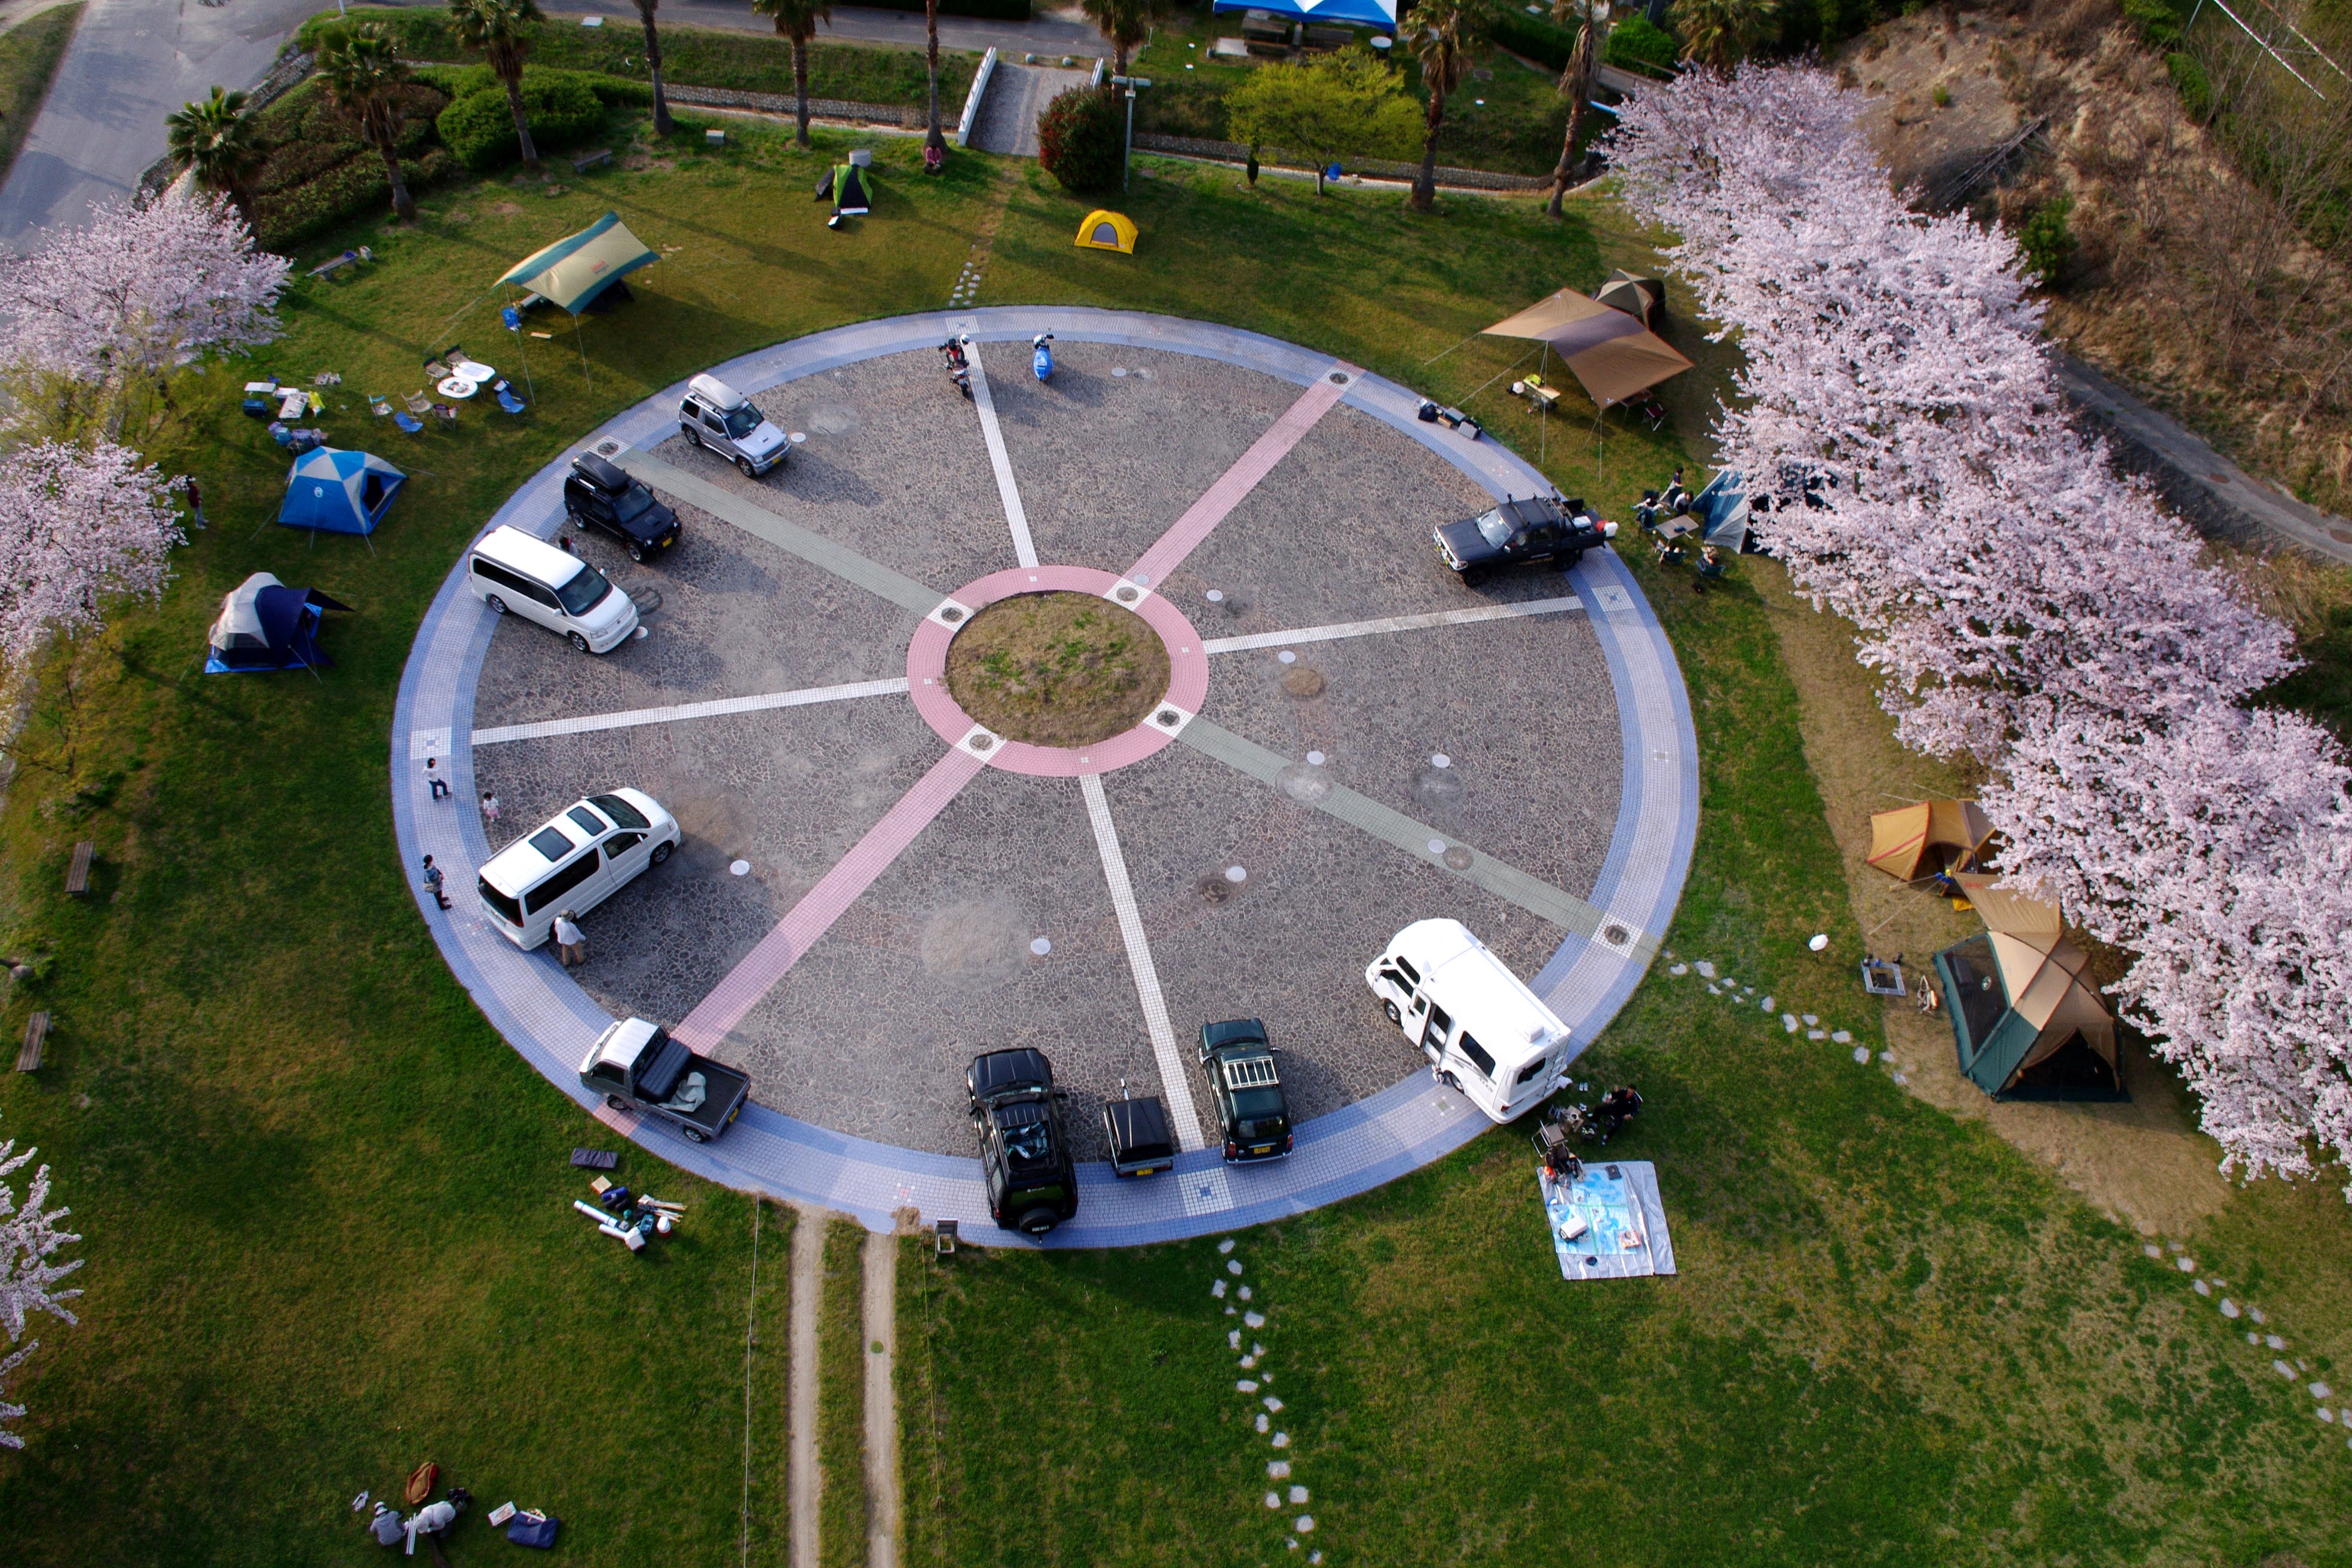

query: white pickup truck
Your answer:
[580,1018,749,1144]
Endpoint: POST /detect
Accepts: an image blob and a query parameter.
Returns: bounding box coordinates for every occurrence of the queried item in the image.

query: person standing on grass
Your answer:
[421,855,451,910]
[425,755,450,800]
[480,790,501,826]
[554,909,586,967]
[184,477,207,530]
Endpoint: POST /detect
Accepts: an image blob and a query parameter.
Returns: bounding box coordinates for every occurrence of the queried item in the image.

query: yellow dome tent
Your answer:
[1865,798,1993,883]
[1075,210,1138,255]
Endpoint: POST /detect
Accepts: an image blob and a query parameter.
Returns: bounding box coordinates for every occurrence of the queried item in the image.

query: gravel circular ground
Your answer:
[466,340,1625,1159]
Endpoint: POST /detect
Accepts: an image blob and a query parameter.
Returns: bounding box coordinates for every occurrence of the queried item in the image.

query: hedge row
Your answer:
[247,77,463,252]
[414,65,640,170]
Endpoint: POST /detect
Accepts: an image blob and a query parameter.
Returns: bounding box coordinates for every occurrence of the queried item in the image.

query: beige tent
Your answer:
[1594,270,1665,329]
[1481,287,1693,408]
[1866,798,1993,882]
[1934,874,2121,1098]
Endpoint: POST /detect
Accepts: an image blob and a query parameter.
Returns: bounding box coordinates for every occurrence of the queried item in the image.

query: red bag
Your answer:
[403,1461,440,1508]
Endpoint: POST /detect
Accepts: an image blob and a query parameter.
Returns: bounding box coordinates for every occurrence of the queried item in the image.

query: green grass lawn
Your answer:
[0,95,2345,1566]
[0,2,81,186]
[819,1218,868,1568]
[305,5,978,111]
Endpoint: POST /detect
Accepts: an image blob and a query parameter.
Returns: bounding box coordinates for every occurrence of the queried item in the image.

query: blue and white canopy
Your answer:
[1212,0,1398,32]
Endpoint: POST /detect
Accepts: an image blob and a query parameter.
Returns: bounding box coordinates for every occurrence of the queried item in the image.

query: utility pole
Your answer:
[1110,74,1150,193]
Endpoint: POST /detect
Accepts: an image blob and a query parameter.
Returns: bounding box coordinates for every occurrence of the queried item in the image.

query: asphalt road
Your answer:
[0,0,1106,249]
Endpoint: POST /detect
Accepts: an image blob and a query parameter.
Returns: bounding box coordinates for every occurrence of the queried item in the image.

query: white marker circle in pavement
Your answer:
[1031,936,1052,956]
[1205,589,1225,603]
[1277,650,1296,664]
[1431,753,1450,768]
[1305,751,1325,765]
[729,859,751,877]
[1226,865,1247,883]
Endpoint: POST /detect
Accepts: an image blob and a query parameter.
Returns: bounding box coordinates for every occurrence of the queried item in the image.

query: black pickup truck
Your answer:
[1434,495,1617,583]
[966,1048,1080,1236]
[580,1017,749,1143]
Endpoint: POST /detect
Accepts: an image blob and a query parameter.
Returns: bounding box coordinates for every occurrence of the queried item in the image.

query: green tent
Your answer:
[498,212,659,314]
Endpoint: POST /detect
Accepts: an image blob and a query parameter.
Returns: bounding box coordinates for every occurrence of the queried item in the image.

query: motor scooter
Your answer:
[1031,333,1055,383]
[941,336,972,399]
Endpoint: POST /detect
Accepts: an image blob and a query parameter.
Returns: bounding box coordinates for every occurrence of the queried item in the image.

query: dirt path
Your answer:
[861,1233,901,1568]
[788,1205,825,1568]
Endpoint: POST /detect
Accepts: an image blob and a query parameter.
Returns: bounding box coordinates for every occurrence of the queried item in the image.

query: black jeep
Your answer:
[966,1048,1079,1236]
[564,451,681,564]
[1434,495,1616,583]
[1198,1019,1293,1163]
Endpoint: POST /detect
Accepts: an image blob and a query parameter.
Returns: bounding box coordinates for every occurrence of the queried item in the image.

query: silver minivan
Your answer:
[468,524,640,653]
[477,789,682,949]
[678,373,788,477]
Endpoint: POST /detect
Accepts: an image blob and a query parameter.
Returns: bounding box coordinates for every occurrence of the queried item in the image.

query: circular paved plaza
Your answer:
[392,309,1698,1245]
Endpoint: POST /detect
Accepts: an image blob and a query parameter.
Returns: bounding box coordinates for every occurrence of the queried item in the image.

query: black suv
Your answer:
[1198,1019,1293,1163]
[564,452,680,564]
[1434,495,1616,583]
[966,1048,1079,1236]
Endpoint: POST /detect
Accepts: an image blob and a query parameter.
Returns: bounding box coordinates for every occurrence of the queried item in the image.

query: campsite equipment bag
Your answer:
[403,1461,440,1506]
[507,1512,561,1548]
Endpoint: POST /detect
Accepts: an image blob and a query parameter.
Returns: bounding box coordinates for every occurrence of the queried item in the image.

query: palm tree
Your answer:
[317,25,418,222]
[166,85,265,222]
[925,0,945,155]
[1079,0,1169,80]
[449,0,547,173]
[633,0,673,137]
[751,0,832,149]
[1667,0,1776,73]
[1408,0,1481,214]
[1542,0,1601,218]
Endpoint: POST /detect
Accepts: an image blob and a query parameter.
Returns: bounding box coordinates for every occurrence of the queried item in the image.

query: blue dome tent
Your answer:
[278,448,406,535]
[204,572,351,673]
[1211,0,1397,30]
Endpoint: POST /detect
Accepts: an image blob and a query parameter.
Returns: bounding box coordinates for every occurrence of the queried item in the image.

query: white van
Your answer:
[1365,918,1573,1123]
[679,373,789,477]
[468,524,640,653]
[476,789,682,949]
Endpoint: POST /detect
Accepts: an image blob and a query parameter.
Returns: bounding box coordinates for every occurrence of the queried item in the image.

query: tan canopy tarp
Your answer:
[1866,798,1993,882]
[1481,287,1692,408]
[1945,874,2118,1092]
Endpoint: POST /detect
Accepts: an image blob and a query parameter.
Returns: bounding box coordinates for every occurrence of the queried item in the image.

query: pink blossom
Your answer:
[0,439,186,690]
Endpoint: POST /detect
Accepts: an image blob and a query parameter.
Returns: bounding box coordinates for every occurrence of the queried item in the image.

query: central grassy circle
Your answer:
[945,591,1172,748]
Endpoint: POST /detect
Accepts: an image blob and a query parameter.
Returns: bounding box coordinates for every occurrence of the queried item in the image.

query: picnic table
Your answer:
[1516,373,1563,415]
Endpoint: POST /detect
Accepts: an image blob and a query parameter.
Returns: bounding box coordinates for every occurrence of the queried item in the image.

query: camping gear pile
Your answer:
[205,573,350,673]
[1933,875,2121,1100]
[357,1461,560,1552]
[572,1174,685,1253]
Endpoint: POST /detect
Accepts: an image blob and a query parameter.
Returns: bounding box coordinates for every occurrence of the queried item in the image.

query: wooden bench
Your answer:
[569,148,612,174]
[65,841,94,896]
[17,1012,48,1073]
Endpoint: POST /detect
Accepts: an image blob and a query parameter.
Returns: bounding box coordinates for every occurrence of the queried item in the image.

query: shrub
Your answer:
[2166,50,2213,119]
[244,76,461,250]
[2016,194,2075,287]
[1930,81,1950,105]
[436,69,608,170]
[1490,8,1582,72]
[1037,84,1124,195]
[1607,16,1678,72]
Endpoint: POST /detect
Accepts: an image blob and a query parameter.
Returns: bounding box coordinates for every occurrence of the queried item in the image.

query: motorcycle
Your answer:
[941,336,972,400]
[1031,332,1055,383]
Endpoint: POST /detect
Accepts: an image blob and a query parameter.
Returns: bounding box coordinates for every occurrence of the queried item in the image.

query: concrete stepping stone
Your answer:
[1245,1311,1266,1328]
[1695,961,1716,979]
[1852,1046,1871,1064]
[1267,1460,1291,1478]
[1272,1432,1290,1448]
[1290,1486,1310,1503]
[1782,1014,1799,1033]
[1239,1286,1253,1301]
[1238,1380,1259,1392]
[1219,1238,1236,1254]
[1213,1281,1228,1298]
[1228,1260,1244,1275]
[1832,1030,1851,1043]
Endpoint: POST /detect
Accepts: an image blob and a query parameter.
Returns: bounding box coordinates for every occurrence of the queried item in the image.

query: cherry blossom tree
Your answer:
[1610,61,2352,1190]
[0,187,288,434]
[0,1126,84,1450]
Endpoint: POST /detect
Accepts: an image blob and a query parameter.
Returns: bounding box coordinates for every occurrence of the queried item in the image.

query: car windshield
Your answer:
[555,563,614,617]
[589,793,650,829]
[722,405,762,439]
[611,486,656,523]
[1472,509,1511,547]
[1232,1087,1285,1122]
[991,1101,1054,1169]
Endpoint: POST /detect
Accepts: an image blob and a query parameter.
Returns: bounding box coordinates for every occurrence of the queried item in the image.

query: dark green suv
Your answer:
[966,1048,1079,1236]
[1198,1019,1293,1163]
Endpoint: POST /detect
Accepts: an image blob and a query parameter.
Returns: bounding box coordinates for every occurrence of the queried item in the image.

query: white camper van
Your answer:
[1365,919,1573,1123]
[467,524,641,653]
[476,789,681,950]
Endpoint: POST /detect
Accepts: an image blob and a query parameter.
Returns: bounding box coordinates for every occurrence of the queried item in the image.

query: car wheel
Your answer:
[569,631,591,654]
[1462,567,1488,588]
[648,841,673,866]
[1383,999,1402,1026]
[1560,549,1584,571]
[627,541,644,562]
[605,1094,629,1113]
[736,457,756,479]
[1013,1207,1060,1238]
[485,594,508,617]
[684,425,701,446]
[682,1126,709,1144]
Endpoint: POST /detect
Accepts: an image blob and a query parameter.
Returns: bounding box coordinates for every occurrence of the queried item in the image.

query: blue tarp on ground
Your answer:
[278,448,405,534]
[1690,468,1752,552]
[205,572,351,673]
[1212,0,1398,30]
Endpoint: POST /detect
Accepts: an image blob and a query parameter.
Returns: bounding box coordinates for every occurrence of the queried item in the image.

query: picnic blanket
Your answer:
[1538,1159,1677,1281]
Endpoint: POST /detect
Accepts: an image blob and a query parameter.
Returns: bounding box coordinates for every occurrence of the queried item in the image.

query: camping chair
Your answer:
[404,391,431,415]
[495,386,526,416]
[369,395,392,418]
[432,403,458,428]
[393,411,424,436]
[424,359,454,381]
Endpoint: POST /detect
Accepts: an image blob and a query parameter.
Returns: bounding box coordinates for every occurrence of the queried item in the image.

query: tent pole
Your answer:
[574,313,592,390]
[1538,344,1546,470]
